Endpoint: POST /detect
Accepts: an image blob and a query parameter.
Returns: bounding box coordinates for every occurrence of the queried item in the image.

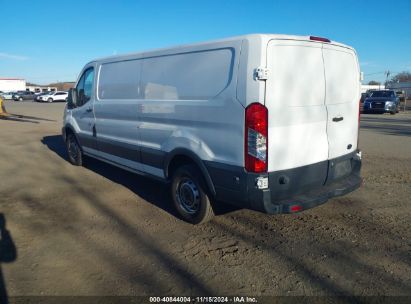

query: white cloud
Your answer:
[0,52,28,61]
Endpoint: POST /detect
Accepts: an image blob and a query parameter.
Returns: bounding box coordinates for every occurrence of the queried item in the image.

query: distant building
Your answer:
[361,84,385,93]
[26,85,57,93]
[386,82,411,98]
[0,78,26,92]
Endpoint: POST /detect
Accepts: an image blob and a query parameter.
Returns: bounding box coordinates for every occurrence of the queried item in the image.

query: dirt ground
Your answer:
[0,100,410,297]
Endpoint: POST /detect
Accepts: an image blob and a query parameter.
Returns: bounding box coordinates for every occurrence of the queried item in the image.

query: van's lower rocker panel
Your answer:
[205,151,362,214]
[82,147,165,179]
[97,137,141,163]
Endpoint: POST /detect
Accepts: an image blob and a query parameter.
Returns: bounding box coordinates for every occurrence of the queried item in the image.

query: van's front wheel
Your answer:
[171,164,214,224]
[66,133,83,166]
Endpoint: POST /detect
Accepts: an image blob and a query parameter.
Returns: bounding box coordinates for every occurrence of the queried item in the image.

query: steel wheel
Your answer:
[176,178,201,214]
[171,164,215,224]
[66,133,83,166]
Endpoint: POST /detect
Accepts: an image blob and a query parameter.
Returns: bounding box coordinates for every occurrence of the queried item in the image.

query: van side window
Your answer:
[76,67,94,106]
[98,60,141,100]
[84,69,94,101]
[141,49,233,100]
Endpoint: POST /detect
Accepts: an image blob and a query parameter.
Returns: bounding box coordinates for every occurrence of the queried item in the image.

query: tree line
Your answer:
[368,71,411,85]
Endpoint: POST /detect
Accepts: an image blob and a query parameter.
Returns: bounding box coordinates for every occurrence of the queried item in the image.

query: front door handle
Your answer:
[85,108,93,113]
[332,116,344,122]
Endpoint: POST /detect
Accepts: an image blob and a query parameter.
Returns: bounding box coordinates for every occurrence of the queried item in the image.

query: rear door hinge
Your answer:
[255,67,270,80]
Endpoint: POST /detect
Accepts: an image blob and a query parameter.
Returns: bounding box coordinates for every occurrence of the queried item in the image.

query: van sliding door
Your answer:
[93,60,143,171]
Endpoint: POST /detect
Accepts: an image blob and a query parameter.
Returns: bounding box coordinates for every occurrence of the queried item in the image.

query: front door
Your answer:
[71,67,97,151]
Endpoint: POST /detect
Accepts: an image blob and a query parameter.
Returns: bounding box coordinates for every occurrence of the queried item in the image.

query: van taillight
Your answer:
[309,36,331,43]
[245,103,268,173]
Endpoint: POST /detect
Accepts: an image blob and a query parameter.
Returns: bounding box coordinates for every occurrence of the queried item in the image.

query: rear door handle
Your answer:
[86,108,93,113]
[332,116,344,122]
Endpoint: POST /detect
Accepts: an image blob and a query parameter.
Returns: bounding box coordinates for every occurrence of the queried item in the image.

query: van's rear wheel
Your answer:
[171,164,214,224]
[66,133,83,166]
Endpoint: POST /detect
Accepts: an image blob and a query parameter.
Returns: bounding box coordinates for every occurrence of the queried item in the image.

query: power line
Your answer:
[364,71,385,76]
[364,71,402,76]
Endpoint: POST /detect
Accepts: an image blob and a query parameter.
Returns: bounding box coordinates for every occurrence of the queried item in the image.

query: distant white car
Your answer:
[37,91,68,103]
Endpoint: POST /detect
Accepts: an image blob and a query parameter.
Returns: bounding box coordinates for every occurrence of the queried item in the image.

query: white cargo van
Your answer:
[63,34,362,224]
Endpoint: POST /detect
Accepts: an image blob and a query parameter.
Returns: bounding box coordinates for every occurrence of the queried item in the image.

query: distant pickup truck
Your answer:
[363,90,400,114]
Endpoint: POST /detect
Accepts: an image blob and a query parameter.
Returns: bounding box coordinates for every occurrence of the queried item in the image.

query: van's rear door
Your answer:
[323,44,360,159]
[265,40,329,172]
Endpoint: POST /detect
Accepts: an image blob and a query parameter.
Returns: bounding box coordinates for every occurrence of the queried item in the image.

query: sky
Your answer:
[0,0,410,85]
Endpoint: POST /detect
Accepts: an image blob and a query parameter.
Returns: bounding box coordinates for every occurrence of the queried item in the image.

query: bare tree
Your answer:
[388,71,411,83]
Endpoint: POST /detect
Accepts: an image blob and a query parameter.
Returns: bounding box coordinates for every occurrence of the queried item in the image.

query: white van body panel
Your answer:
[92,39,245,170]
[265,40,329,171]
[323,44,360,159]
[265,38,360,171]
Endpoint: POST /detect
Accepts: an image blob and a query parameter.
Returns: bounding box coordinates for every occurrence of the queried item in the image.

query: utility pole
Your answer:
[385,71,391,87]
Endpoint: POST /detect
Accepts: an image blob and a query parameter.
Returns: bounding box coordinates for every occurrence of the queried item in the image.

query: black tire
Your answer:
[48,98,53,103]
[390,111,395,115]
[171,164,214,224]
[66,133,83,166]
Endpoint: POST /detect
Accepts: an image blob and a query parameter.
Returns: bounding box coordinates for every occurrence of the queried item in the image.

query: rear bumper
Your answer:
[206,150,362,215]
[257,170,361,214]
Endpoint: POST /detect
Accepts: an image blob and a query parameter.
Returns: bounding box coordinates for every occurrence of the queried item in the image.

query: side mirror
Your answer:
[67,88,78,109]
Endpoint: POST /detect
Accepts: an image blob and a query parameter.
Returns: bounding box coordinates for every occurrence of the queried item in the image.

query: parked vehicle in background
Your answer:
[63,34,362,224]
[360,92,369,103]
[34,91,53,102]
[360,92,370,113]
[363,90,399,114]
[2,92,16,100]
[37,91,68,103]
[395,90,406,102]
[12,91,35,101]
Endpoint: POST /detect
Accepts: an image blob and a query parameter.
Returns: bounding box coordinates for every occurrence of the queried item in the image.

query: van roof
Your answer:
[88,33,354,65]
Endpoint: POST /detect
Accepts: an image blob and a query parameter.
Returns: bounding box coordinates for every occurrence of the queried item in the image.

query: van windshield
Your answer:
[370,91,394,98]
